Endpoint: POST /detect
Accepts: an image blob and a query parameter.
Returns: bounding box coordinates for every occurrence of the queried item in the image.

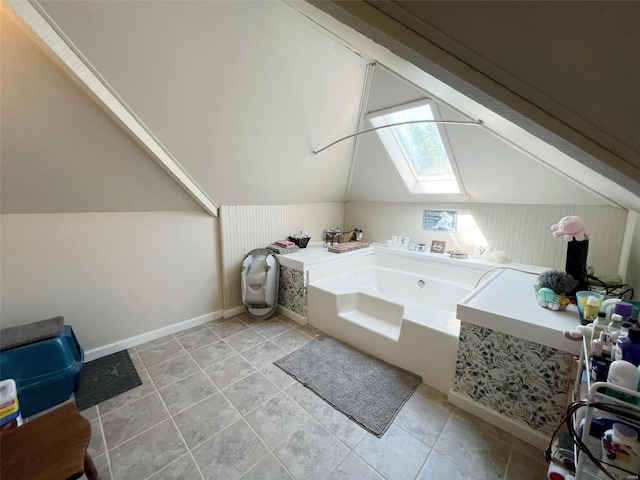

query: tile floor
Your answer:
[78,313,549,480]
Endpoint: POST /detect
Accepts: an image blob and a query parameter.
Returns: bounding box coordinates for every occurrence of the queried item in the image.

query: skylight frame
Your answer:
[366,99,463,195]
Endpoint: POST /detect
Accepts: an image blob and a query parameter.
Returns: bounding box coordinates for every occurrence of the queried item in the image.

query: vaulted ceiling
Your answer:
[2,0,639,214]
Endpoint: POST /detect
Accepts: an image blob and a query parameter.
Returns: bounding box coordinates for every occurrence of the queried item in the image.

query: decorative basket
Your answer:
[533,284,570,311]
[337,231,354,243]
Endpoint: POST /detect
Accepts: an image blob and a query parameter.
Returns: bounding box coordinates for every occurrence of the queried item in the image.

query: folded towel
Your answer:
[275,240,295,247]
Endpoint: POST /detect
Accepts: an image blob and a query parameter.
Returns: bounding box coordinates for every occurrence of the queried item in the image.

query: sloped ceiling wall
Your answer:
[373,1,640,167]
[34,0,367,207]
[348,67,611,205]
[308,0,640,211]
[4,0,637,211]
[0,11,203,214]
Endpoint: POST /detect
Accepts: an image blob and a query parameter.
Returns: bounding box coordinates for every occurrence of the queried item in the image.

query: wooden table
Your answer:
[0,401,99,480]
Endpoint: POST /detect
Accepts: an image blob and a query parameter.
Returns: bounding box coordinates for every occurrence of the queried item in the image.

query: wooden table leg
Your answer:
[84,451,101,480]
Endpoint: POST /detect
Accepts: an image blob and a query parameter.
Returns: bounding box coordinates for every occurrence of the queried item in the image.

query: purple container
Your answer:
[615,302,634,323]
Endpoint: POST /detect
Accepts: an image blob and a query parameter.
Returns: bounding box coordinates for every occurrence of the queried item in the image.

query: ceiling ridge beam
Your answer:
[4,0,219,217]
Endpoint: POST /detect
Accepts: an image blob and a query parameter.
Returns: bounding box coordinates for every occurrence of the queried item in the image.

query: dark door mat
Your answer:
[274,335,421,437]
[74,350,142,412]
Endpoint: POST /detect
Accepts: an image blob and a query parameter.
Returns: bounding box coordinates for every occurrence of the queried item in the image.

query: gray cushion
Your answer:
[0,316,65,351]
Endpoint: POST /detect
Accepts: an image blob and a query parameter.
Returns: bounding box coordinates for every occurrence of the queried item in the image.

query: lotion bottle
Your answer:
[607,360,640,404]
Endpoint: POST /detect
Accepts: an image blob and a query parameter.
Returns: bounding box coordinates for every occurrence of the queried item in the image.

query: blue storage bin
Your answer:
[0,325,84,418]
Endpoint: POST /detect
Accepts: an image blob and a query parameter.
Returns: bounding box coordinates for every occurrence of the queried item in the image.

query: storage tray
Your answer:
[328,241,369,254]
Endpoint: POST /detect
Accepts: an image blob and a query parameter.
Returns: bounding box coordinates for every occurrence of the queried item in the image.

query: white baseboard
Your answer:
[84,311,222,362]
[447,389,551,451]
[224,305,246,318]
[276,305,307,325]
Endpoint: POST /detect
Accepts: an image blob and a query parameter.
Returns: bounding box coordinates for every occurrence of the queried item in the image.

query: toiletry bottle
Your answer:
[0,379,22,429]
[592,312,608,344]
[600,423,640,478]
[601,298,621,323]
[614,326,640,366]
[584,295,600,323]
[591,339,610,383]
[601,313,622,356]
[607,360,640,404]
[615,302,634,324]
[548,462,575,480]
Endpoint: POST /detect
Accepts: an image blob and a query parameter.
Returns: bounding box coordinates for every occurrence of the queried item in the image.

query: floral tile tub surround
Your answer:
[454,322,573,436]
[277,265,307,318]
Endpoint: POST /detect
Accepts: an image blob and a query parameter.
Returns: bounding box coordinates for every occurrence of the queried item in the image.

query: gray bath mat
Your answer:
[74,350,141,411]
[274,335,421,437]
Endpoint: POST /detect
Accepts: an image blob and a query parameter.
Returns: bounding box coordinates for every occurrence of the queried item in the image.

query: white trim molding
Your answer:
[83,311,222,362]
[448,389,550,451]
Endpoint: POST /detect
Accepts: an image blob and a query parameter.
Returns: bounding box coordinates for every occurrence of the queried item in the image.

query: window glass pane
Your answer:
[368,100,460,195]
[384,105,453,179]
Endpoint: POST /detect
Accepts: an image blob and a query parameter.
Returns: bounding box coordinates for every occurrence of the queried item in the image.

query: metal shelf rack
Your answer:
[570,334,640,479]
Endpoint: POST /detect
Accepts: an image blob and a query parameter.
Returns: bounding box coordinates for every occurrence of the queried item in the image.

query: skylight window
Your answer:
[368,100,461,194]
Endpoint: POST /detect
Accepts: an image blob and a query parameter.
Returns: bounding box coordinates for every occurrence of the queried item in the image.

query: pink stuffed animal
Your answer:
[551,216,590,241]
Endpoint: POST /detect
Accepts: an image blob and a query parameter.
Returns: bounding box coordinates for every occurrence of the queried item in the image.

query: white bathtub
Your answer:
[306,252,483,393]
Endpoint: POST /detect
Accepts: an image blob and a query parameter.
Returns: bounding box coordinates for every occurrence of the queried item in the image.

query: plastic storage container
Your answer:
[0,326,84,418]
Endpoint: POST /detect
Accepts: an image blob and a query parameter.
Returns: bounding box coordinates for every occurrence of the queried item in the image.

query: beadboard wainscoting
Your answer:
[219,203,344,311]
[345,202,628,276]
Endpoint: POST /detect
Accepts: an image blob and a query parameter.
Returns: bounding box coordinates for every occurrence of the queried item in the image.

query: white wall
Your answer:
[37,0,367,207]
[345,202,628,277]
[305,1,640,212]
[0,212,221,351]
[622,211,640,299]
[0,10,203,214]
[348,66,615,205]
[220,203,344,309]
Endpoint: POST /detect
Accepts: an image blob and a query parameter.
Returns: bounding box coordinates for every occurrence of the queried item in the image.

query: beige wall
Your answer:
[345,202,628,277]
[0,211,222,351]
[220,203,344,310]
[36,1,367,207]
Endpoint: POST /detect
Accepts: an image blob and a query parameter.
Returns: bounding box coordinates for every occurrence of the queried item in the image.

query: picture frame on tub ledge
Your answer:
[430,240,446,254]
[398,236,410,248]
[473,244,490,259]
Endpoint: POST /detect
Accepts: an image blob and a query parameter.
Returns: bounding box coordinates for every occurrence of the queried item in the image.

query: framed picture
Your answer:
[473,245,489,259]
[430,240,446,254]
[423,210,457,232]
[408,242,417,251]
[398,236,410,248]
